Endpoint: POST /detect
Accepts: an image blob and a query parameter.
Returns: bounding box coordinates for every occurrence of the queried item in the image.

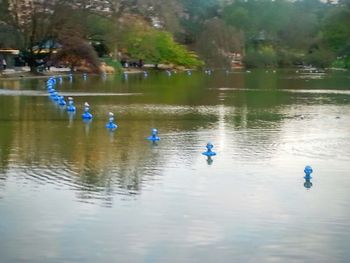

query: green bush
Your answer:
[304,49,335,68]
[119,20,204,68]
[331,56,350,68]
[244,46,277,68]
[101,57,122,71]
[276,49,301,67]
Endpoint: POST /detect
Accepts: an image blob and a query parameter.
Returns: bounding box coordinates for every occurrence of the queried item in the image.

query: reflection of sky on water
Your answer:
[1,70,350,263]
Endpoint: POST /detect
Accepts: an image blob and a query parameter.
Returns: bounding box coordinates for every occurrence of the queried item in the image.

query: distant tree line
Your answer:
[0,0,349,71]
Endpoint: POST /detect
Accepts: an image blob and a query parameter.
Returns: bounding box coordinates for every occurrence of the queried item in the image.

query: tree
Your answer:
[54,28,100,72]
[118,16,203,67]
[323,7,350,52]
[194,18,244,67]
[5,1,70,71]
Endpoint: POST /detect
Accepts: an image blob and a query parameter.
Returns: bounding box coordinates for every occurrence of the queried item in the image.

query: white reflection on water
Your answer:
[217,87,350,95]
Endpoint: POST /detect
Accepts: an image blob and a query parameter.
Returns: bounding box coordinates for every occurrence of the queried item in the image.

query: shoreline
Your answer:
[0,68,149,81]
[1,67,348,81]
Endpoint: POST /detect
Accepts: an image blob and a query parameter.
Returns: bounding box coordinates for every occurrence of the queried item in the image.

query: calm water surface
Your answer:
[0,70,350,263]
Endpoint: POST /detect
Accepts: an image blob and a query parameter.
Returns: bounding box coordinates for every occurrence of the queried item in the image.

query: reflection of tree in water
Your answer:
[0,74,253,205]
[0,93,213,204]
[0,97,15,189]
[225,98,288,162]
[74,164,116,207]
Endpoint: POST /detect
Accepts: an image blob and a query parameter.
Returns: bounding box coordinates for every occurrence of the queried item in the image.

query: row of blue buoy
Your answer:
[46,75,314,181]
[47,75,161,138]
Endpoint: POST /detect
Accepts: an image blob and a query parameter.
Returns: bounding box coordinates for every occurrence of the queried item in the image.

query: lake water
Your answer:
[0,69,350,263]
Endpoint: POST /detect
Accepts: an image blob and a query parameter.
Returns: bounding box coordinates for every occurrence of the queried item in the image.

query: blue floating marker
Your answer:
[106,112,118,130]
[48,87,55,94]
[51,92,60,101]
[49,91,57,99]
[304,165,313,179]
[58,96,66,106]
[82,102,93,120]
[67,97,76,112]
[147,128,160,141]
[48,77,56,85]
[202,142,216,156]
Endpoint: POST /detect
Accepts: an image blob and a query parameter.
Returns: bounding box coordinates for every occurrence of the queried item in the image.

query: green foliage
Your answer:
[2,0,350,70]
[85,14,117,56]
[276,49,302,67]
[221,0,343,68]
[194,18,244,67]
[331,56,350,68]
[322,8,350,52]
[304,49,335,68]
[223,0,294,39]
[244,46,277,68]
[120,20,203,67]
[101,57,122,70]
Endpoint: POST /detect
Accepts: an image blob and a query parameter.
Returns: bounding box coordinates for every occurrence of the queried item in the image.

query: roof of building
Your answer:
[0,49,20,55]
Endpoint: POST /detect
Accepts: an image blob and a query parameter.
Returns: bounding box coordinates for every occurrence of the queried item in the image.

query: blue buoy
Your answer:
[49,91,56,98]
[48,87,55,94]
[58,96,66,106]
[105,112,118,130]
[47,77,56,85]
[51,92,60,101]
[147,128,160,141]
[67,97,76,112]
[82,102,93,120]
[202,142,216,156]
[304,165,313,179]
